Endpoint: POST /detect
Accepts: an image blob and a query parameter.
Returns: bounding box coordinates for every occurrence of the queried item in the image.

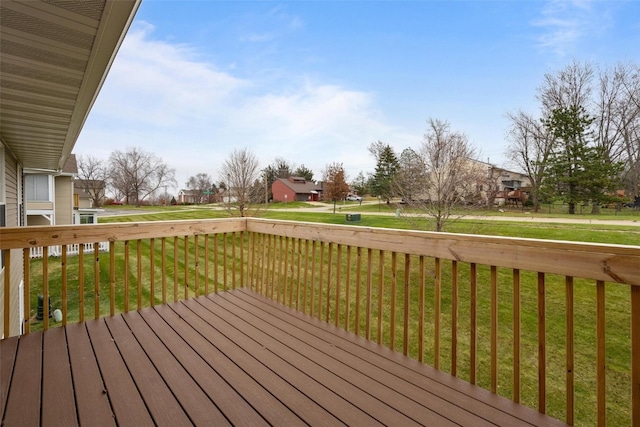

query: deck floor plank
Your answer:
[138,306,270,427]
[0,335,18,419]
[2,288,569,427]
[173,299,340,426]
[197,294,441,426]
[84,318,155,427]
[2,332,42,426]
[121,310,231,426]
[210,292,490,426]
[154,303,305,427]
[42,327,78,426]
[232,287,568,427]
[191,296,395,427]
[103,314,192,426]
[65,323,115,427]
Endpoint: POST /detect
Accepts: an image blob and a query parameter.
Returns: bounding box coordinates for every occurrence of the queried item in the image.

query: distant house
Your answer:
[177,189,199,204]
[272,177,322,202]
[486,164,532,206]
[74,178,106,208]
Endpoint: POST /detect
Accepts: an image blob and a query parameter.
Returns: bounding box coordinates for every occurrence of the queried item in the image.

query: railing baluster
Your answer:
[538,272,546,413]
[354,246,361,336]
[452,260,458,377]
[3,250,10,337]
[173,237,178,302]
[470,262,477,385]
[403,253,410,357]
[285,236,291,306]
[204,235,209,295]
[214,234,219,294]
[418,255,425,363]
[77,245,83,322]
[377,250,384,345]
[94,242,100,319]
[303,240,309,314]
[138,239,143,308]
[240,231,244,289]
[23,248,30,334]
[61,246,68,324]
[231,232,236,290]
[435,257,441,369]
[597,280,606,426]
[390,251,397,349]
[43,247,49,329]
[194,235,199,297]
[274,235,280,301]
[222,233,227,292]
[334,243,341,327]
[366,248,372,340]
[513,269,521,403]
[296,238,302,311]
[318,242,325,320]
[632,285,640,427]
[124,241,130,311]
[290,237,296,307]
[326,242,333,323]
[109,242,115,315]
[344,245,351,331]
[491,265,498,394]
[566,276,574,425]
[310,240,316,317]
[150,239,156,305]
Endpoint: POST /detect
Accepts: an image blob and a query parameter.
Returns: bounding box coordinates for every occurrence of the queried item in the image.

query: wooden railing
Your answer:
[1,217,639,425]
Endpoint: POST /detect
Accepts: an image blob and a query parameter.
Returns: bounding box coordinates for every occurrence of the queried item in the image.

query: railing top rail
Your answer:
[246,218,640,286]
[0,217,247,249]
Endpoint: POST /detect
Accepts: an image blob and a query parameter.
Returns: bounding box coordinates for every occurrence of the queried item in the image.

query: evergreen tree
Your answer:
[543,106,623,213]
[369,141,399,203]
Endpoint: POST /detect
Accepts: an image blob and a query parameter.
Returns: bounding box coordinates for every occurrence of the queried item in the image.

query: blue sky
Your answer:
[75,0,640,189]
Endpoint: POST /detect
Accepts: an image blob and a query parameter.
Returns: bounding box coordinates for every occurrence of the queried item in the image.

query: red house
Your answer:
[272,177,322,202]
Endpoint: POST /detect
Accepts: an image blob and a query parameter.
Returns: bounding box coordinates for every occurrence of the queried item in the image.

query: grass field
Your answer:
[27,205,640,426]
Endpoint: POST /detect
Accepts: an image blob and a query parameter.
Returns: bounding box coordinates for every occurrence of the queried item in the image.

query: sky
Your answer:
[74,0,640,190]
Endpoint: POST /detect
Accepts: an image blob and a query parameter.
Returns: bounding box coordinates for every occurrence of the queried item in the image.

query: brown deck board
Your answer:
[3,332,41,426]
[0,335,18,419]
[121,310,231,426]
[231,287,568,427]
[2,288,569,427]
[84,318,154,426]
[103,314,192,426]
[137,307,269,426]
[197,294,440,426]
[42,327,77,426]
[172,300,338,426]
[153,303,303,426]
[189,297,394,426]
[210,292,483,426]
[65,322,115,427]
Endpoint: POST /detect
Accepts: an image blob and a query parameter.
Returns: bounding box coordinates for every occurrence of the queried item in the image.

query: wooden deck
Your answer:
[1,288,566,426]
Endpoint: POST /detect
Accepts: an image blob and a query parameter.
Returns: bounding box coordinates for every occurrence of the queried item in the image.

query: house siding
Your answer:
[0,148,24,337]
[55,175,73,225]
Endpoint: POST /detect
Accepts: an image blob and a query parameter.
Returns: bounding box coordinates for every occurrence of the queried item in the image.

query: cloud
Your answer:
[532,0,603,56]
[77,22,407,188]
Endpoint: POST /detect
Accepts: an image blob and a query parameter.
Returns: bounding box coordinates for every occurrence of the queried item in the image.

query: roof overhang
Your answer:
[0,0,140,171]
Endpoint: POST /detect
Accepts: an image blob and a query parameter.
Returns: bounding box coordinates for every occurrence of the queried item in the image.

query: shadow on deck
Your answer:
[1,288,566,426]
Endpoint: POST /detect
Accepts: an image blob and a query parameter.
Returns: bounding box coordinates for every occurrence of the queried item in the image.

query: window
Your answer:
[79,214,95,224]
[25,174,51,201]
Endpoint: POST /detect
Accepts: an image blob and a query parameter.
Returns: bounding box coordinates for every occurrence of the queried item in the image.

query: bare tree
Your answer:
[109,147,176,207]
[322,162,349,213]
[505,110,555,211]
[220,148,264,217]
[186,173,213,204]
[538,60,594,113]
[76,155,109,207]
[399,119,485,232]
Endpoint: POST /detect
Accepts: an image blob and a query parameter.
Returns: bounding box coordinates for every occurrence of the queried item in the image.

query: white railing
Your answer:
[29,242,110,259]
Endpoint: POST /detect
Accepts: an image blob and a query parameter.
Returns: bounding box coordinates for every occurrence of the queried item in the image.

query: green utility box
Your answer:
[346,213,361,222]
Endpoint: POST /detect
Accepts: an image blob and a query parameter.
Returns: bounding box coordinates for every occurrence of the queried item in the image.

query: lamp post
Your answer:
[284,193,287,209]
